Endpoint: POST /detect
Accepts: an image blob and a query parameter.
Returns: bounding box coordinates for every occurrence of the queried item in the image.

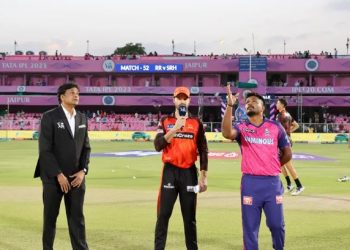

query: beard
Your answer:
[246,110,257,117]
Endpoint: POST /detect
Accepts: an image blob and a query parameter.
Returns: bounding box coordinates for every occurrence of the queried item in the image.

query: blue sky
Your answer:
[0,0,349,56]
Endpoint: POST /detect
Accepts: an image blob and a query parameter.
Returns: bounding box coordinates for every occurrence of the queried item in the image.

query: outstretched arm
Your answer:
[222,84,239,140]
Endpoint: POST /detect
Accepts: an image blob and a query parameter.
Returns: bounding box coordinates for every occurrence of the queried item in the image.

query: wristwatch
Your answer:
[83,168,87,174]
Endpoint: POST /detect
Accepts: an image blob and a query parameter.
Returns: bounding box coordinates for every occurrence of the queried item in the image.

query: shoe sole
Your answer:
[291,187,305,196]
[285,186,295,193]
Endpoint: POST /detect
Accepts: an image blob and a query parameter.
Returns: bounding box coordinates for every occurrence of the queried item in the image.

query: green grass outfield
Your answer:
[0,140,349,250]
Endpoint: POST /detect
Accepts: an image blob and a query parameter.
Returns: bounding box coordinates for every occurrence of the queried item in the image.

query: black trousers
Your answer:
[42,181,88,250]
[155,163,198,250]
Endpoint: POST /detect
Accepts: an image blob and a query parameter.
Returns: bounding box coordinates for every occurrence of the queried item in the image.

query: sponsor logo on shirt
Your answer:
[243,127,256,133]
[276,195,283,204]
[167,124,175,129]
[174,132,194,139]
[243,196,253,205]
[163,183,175,189]
[244,137,274,145]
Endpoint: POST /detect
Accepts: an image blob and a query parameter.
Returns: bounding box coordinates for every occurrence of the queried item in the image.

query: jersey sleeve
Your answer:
[233,123,241,143]
[154,117,169,152]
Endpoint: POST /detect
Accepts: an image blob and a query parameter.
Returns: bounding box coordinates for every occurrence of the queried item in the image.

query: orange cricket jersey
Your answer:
[159,116,202,168]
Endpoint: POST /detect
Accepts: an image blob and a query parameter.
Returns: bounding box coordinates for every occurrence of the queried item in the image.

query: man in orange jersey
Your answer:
[153,86,208,250]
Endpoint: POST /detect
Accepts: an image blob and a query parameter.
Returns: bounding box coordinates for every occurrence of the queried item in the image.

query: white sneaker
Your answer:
[337,176,350,182]
[291,186,305,196]
[285,185,295,193]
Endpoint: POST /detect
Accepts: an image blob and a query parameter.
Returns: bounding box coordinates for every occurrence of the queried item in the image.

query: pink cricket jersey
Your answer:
[234,118,290,176]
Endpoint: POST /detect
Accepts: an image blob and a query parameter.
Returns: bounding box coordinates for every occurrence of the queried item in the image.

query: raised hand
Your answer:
[173,117,186,131]
[226,83,239,106]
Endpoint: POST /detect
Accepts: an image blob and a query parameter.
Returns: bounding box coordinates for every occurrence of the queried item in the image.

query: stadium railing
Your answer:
[0,119,349,133]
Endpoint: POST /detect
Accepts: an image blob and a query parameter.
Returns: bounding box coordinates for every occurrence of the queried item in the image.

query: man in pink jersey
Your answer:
[222,85,292,250]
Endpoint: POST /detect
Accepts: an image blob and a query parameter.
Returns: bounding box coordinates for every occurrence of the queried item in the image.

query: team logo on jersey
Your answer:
[264,128,270,136]
[163,183,175,189]
[276,195,283,204]
[243,127,255,133]
[243,196,253,205]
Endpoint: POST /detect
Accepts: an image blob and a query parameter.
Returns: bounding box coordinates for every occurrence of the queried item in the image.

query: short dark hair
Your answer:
[278,98,287,107]
[245,92,266,106]
[57,83,80,104]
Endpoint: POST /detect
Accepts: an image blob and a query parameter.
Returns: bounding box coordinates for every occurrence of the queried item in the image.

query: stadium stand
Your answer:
[0,112,159,131]
[0,52,350,134]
